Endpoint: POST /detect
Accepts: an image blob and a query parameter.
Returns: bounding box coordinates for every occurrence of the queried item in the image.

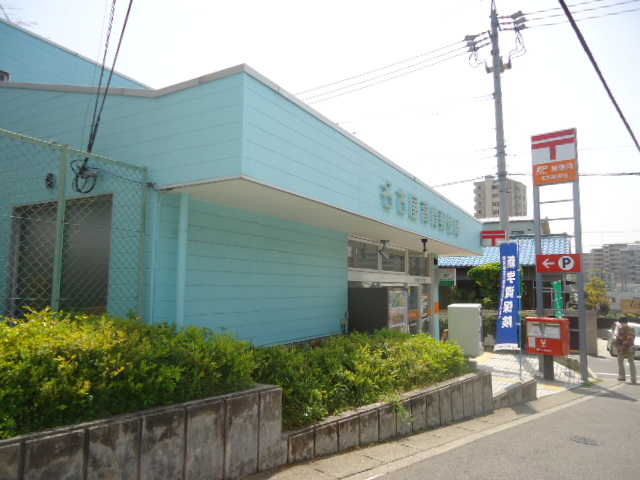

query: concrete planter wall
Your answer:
[0,372,493,480]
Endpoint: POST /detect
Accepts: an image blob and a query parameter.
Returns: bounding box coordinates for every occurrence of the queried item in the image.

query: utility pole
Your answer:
[489,2,510,238]
[465,2,526,236]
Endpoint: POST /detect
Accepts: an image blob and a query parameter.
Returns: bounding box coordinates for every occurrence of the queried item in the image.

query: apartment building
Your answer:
[473,175,527,219]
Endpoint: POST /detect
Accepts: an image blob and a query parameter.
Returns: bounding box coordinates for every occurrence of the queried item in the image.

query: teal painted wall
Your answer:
[147,193,347,345]
[0,40,482,345]
[0,75,245,182]
[94,77,245,181]
[0,74,245,184]
[243,74,481,253]
[0,67,480,258]
[0,19,146,88]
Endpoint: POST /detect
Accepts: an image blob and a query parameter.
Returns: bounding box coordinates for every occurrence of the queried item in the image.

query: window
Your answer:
[0,70,10,82]
[382,247,405,273]
[348,239,378,269]
[408,251,428,276]
[8,195,113,316]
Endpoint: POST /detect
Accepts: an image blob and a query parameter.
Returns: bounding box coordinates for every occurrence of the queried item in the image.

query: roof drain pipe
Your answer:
[175,193,190,327]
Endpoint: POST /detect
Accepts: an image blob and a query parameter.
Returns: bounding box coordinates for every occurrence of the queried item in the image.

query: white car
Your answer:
[607,321,640,359]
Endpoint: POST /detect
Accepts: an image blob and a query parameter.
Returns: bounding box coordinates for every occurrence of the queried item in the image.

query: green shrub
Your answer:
[1,311,468,438]
[0,309,255,439]
[255,329,467,430]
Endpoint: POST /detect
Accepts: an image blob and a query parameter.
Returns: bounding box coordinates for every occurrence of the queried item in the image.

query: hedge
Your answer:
[1,310,468,438]
[254,329,468,430]
[0,310,255,439]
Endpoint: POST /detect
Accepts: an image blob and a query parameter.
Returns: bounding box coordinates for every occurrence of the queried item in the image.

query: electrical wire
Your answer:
[526,0,640,19]
[87,0,117,154]
[0,4,10,21]
[338,93,494,135]
[296,41,468,96]
[431,171,640,188]
[556,0,640,155]
[298,43,472,104]
[86,0,134,154]
[75,0,135,194]
[293,1,639,108]
[524,0,640,28]
[306,50,471,104]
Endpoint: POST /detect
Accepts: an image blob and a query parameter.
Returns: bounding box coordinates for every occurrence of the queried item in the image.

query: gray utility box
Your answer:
[447,303,484,357]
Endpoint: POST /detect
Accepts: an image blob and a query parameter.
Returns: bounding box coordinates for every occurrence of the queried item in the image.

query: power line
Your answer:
[524,0,640,28]
[298,43,474,104]
[0,4,10,21]
[556,0,640,155]
[339,93,494,135]
[431,171,640,188]
[296,41,466,96]
[86,0,134,154]
[527,0,640,18]
[75,0,135,194]
[290,0,639,111]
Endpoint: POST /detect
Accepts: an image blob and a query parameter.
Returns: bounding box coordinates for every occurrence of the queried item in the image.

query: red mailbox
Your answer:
[525,317,570,356]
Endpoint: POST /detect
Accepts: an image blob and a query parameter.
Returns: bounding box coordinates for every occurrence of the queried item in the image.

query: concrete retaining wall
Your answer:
[285,371,494,464]
[0,372,494,480]
[492,378,537,410]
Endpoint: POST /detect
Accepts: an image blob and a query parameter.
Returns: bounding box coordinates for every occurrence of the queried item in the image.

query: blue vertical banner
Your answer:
[495,242,521,351]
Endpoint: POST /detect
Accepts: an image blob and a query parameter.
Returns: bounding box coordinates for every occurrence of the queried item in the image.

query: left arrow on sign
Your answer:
[542,258,555,269]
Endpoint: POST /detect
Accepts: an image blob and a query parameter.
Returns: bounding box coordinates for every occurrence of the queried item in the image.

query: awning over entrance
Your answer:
[166,176,480,257]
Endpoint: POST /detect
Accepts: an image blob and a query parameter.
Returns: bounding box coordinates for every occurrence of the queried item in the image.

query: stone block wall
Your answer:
[0,372,493,479]
[0,385,284,480]
[285,371,493,464]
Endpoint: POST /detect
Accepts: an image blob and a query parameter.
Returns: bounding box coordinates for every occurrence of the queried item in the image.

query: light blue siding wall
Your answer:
[0,19,146,88]
[94,78,246,183]
[0,75,245,185]
[148,193,347,345]
[1,70,477,257]
[242,75,480,253]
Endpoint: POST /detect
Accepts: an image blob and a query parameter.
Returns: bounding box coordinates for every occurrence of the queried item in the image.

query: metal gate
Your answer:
[0,128,147,318]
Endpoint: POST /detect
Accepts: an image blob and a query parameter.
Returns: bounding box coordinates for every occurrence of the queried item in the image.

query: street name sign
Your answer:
[536,253,582,273]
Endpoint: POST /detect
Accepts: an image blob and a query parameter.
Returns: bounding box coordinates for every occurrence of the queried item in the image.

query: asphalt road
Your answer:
[379,382,639,480]
[377,342,640,480]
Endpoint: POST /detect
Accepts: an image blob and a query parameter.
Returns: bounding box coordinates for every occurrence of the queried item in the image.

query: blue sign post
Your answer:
[495,242,521,351]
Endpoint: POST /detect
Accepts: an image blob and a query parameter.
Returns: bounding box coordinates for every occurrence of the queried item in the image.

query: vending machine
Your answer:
[348,287,409,333]
[408,286,421,334]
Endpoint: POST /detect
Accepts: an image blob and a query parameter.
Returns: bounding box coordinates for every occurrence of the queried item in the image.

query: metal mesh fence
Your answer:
[0,128,147,318]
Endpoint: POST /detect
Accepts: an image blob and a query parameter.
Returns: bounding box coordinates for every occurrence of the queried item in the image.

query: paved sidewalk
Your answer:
[474,349,586,398]
[248,351,595,480]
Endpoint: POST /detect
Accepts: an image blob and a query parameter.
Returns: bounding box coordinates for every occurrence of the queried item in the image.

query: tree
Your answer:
[467,263,503,310]
[467,262,526,310]
[585,276,611,314]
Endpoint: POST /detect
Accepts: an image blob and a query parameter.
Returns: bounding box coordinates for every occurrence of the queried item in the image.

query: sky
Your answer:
[3,0,640,252]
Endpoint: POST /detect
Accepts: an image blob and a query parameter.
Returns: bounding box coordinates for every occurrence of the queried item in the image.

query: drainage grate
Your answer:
[571,436,602,446]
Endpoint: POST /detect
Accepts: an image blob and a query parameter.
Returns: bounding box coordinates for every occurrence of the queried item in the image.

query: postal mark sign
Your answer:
[531,128,578,186]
